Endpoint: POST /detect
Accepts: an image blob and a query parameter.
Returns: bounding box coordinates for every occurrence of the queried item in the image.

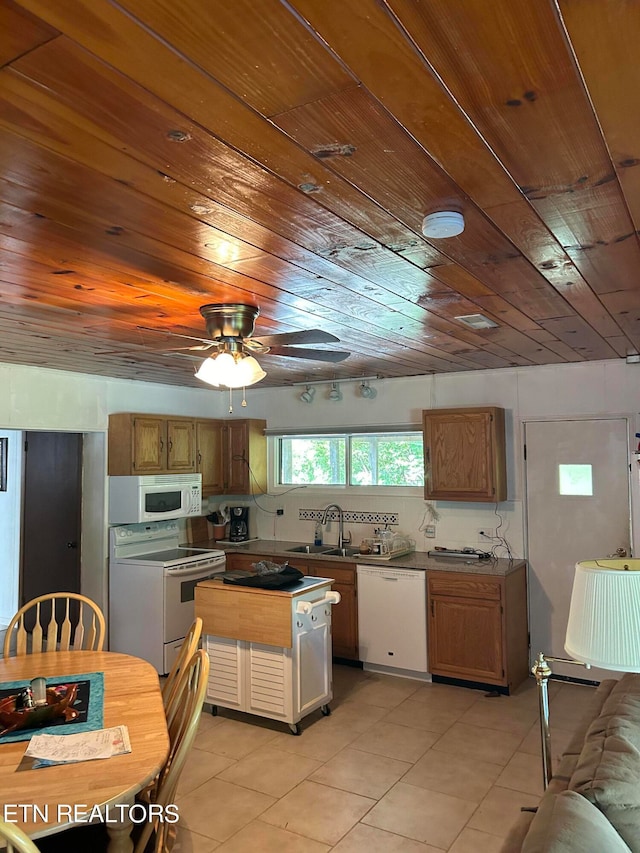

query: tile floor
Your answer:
[171,667,593,852]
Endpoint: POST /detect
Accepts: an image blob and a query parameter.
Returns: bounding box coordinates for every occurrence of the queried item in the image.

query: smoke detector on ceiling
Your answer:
[422,211,465,238]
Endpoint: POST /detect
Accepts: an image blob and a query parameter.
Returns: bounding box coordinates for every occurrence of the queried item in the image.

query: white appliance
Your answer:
[357,565,428,676]
[108,473,202,524]
[204,582,341,735]
[109,520,225,673]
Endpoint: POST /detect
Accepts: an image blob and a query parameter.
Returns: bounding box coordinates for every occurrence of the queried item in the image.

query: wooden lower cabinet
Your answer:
[308,561,358,661]
[225,553,268,573]
[427,565,528,693]
[224,553,357,661]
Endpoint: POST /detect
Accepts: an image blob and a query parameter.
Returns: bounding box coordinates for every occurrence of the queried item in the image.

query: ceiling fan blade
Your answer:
[267,346,350,362]
[137,325,218,348]
[163,343,217,353]
[252,329,340,347]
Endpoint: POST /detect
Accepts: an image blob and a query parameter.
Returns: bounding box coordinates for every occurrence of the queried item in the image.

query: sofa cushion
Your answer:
[568,673,640,850]
[563,678,616,757]
[521,790,630,852]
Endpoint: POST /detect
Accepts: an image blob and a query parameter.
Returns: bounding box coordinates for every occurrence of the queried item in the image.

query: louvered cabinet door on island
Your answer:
[422,406,507,502]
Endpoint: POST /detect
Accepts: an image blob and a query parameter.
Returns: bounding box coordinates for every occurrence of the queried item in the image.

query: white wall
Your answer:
[0,430,23,625]
[1,358,638,622]
[0,363,229,624]
[242,360,640,558]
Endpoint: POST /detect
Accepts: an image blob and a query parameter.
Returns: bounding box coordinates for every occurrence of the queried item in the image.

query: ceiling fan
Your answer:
[140,303,350,388]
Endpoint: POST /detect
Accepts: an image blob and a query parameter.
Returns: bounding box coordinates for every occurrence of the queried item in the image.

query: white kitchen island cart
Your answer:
[195,576,340,734]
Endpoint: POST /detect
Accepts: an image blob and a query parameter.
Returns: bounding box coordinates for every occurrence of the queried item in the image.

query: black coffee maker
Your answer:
[229,506,249,542]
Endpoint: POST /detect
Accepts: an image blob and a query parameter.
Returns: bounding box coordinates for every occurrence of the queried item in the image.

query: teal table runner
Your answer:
[0,671,104,743]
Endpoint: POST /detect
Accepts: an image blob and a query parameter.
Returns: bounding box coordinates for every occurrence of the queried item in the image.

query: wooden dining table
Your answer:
[0,650,169,853]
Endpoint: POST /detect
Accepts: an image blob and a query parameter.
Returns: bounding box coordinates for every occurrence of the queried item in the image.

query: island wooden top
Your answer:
[196,576,334,648]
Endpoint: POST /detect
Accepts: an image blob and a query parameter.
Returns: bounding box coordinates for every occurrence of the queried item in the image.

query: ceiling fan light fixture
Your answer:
[195,351,266,388]
[328,382,342,402]
[422,211,465,238]
[299,385,315,404]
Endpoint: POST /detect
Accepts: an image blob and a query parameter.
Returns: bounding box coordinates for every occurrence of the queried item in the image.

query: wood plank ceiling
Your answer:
[1,0,639,388]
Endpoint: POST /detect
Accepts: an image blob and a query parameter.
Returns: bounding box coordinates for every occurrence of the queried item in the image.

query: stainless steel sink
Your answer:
[286,544,333,554]
[322,547,363,558]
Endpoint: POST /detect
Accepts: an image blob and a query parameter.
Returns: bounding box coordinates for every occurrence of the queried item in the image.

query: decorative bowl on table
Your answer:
[0,683,79,736]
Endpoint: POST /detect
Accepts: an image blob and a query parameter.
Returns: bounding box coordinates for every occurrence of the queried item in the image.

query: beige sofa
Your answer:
[501,673,640,852]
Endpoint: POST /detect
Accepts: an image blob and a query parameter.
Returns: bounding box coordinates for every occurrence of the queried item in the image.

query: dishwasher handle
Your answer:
[295,591,341,614]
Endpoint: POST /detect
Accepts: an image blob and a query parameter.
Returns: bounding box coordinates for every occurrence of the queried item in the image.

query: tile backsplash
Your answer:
[252,492,524,558]
[298,508,398,525]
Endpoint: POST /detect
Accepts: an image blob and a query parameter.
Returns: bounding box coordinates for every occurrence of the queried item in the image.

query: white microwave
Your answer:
[108,474,202,523]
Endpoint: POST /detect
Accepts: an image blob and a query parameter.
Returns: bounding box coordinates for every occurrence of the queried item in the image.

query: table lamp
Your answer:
[533,558,640,788]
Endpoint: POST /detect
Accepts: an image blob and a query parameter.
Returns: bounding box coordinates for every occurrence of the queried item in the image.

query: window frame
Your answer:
[268,428,425,496]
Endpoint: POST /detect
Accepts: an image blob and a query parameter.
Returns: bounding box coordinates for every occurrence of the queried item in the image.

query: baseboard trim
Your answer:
[431,674,510,695]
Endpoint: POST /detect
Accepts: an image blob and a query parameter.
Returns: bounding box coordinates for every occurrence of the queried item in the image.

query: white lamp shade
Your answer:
[232,355,266,387]
[565,560,640,672]
[195,352,266,388]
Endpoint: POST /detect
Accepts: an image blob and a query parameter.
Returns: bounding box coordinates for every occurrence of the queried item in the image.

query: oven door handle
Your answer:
[165,563,224,580]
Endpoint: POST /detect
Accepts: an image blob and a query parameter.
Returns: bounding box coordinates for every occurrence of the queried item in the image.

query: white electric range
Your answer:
[109,520,225,674]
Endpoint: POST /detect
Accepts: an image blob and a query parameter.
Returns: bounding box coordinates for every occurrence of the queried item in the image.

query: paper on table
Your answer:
[25,725,131,765]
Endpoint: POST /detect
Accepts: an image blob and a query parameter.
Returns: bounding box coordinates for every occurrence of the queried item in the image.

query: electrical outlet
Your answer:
[477,527,495,540]
[276,508,284,516]
[425,524,436,538]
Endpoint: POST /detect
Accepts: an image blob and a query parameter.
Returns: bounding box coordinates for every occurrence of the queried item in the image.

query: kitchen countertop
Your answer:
[190,538,524,577]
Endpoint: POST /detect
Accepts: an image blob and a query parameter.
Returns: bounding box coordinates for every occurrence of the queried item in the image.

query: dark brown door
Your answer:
[21,432,82,607]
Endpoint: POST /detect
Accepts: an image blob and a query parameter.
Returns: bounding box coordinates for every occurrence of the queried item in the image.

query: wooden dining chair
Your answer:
[0,819,40,853]
[161,617,203,711]
[3,593,106,658]
[135,649,210,853]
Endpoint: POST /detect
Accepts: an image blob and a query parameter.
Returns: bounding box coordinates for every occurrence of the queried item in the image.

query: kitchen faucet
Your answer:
[321,504,351,549]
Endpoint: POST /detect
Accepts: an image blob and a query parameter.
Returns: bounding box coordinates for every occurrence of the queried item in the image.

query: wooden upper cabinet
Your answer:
[222,419,267,495]
[131,416,166,473]
[166,419,195,472]
[109,414,266,490]
[422,406,507,502]
[108,413,195,475]
[195,419,224,495]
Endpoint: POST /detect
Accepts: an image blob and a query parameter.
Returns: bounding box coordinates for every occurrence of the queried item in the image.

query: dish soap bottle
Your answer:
[314,520,323,547]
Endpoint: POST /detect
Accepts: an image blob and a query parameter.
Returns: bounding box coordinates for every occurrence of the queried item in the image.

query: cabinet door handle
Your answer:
[430,599,434,616]
[198,450,202,464]
[168,439,173,452]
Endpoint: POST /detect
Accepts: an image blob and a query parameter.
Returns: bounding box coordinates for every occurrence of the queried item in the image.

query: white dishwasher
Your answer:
[357,565,428,675]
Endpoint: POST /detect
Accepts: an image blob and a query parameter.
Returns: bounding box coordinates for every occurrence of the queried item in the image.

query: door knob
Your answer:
[67,541,78,549]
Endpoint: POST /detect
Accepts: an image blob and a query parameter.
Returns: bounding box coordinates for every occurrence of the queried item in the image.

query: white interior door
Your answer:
[525,418,631,681]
